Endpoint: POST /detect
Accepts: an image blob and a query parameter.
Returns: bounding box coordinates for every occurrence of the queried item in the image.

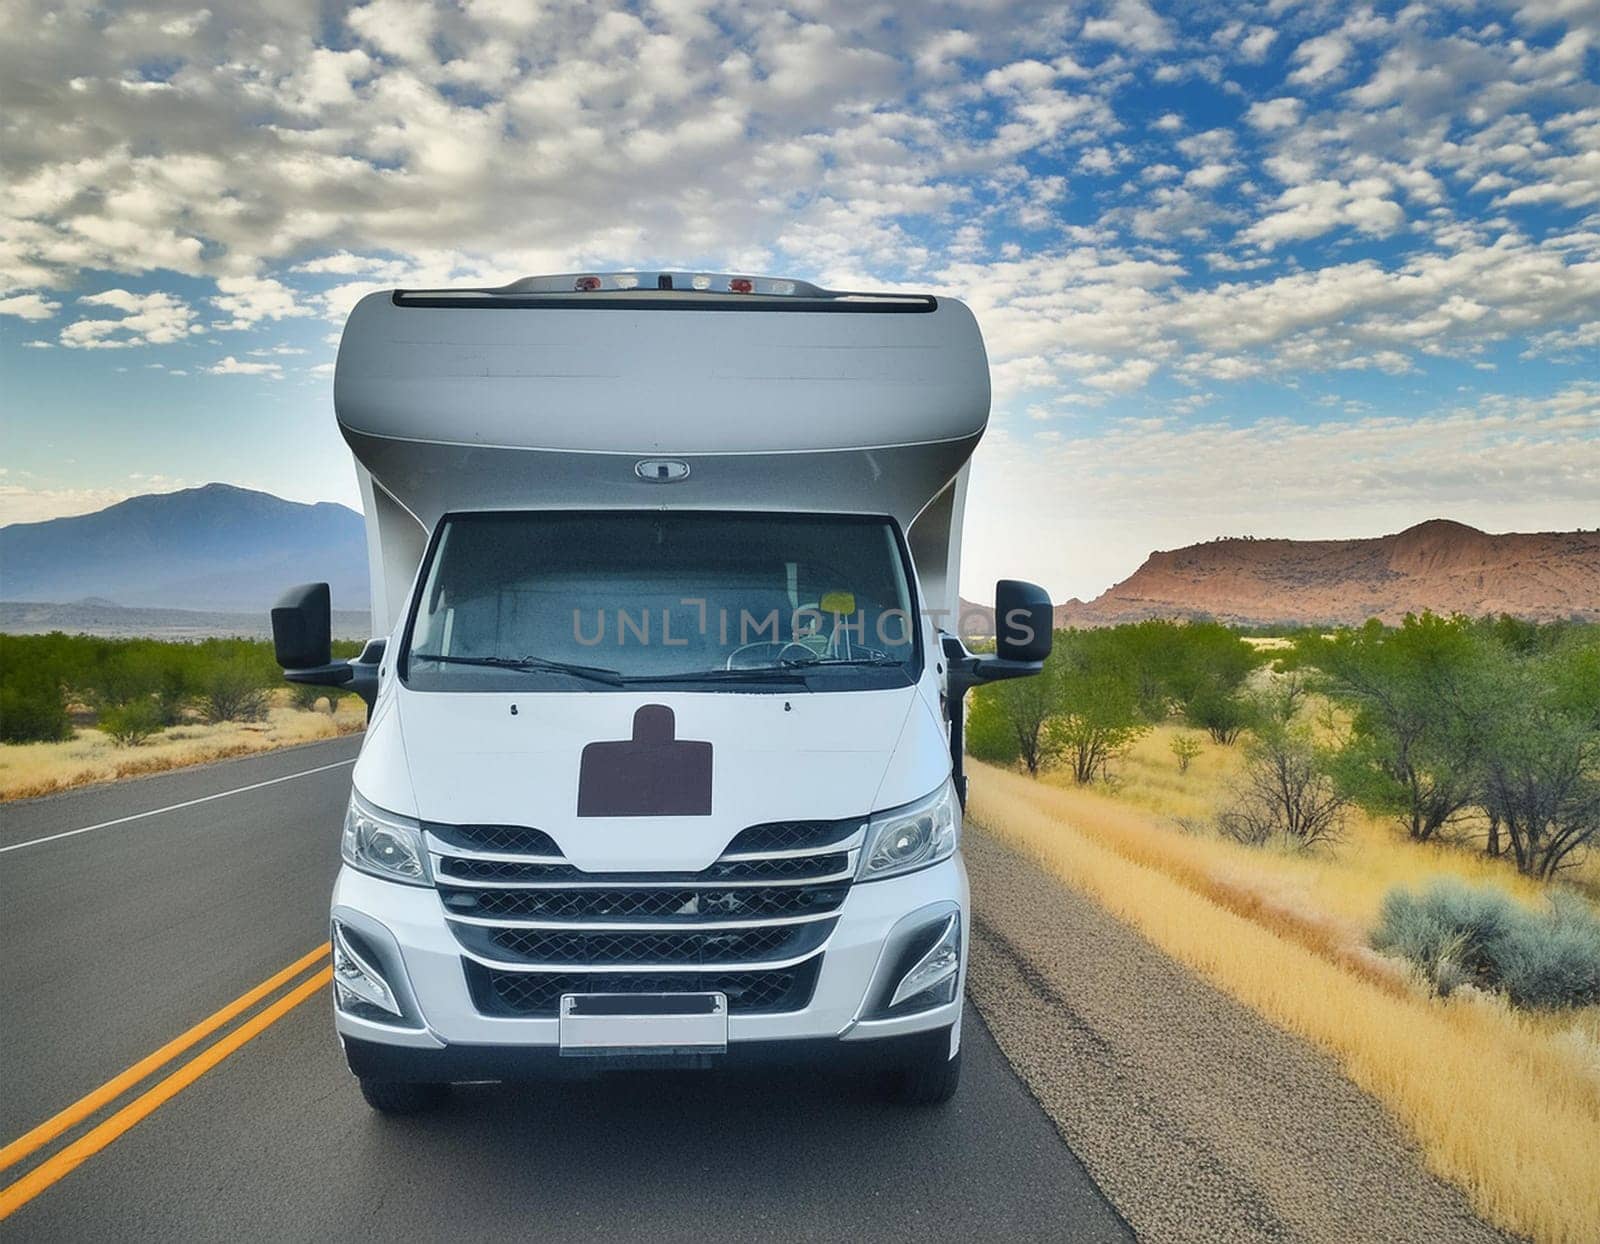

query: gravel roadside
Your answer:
[962,822,1519,1244]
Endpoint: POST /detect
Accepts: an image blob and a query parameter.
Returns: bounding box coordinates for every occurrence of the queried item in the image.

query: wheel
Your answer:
[358,1077,449,1115]
[888,1035,962,1106]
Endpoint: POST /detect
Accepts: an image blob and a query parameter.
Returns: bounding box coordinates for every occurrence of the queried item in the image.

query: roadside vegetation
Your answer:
[0,633,365,800]
[966,613,1600,1244]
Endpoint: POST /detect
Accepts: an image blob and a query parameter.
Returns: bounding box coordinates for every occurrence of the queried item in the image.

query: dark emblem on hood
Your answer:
[577,704,712,817]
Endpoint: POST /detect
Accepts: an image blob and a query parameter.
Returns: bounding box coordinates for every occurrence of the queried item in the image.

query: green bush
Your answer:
[98,698,166,746]
[290,681,345,712]
[1496,894,1600,1010]
[0,667,72,743]
[200,662,271,724]
[1372,880,1600,1009]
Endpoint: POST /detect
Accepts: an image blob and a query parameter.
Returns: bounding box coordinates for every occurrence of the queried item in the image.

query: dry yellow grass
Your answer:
[0,695,365,802]
[971,747,1600,1244]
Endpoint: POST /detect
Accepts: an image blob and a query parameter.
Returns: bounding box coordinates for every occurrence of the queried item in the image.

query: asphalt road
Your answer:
[1,738,1129,1241]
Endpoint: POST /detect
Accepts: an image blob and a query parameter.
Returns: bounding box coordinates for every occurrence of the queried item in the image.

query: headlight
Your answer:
[857,778,960,882]
[342,791,431,886]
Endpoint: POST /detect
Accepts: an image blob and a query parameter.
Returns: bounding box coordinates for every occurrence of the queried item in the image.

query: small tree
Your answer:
[1185,685,1253,745]
[1217,723,1346,849]
[1170,733,1203,775]
[1051,632,1148,784]
[1480,700,1599,879]
[1301,614,1491,841]
[201,662,271,724]
[99,699,165,746]
[965,654,1064,776]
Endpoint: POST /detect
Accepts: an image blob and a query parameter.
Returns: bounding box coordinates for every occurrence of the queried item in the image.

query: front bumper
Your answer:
[342,1025,955,1084]
[330,853,968,1069]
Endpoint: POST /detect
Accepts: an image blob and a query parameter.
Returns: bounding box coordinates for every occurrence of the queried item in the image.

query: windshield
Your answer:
[402,512,919,692]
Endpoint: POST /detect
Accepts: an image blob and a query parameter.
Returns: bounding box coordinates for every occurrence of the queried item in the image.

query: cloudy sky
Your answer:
[2,0,1597,602]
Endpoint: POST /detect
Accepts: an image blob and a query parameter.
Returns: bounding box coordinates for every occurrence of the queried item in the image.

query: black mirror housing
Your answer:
[271,582,334,670]
[994,579,1053,663]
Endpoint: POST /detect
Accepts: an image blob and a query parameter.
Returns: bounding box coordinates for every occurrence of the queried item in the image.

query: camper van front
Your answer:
[331,507,968,1076]
[279,274,1049,1111]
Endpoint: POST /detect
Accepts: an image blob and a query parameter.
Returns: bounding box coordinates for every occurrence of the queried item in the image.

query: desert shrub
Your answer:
[1496,894,1600,1010]
[291,682,334,712]
[98,698,166,746]
[200,662,272,723]
[1185,684,1254,745]
[1371,881,1519,994]
[0,666,73,743]
[1372,880,1600,1009]
[1169,732,1203,774]
[1216,725,1345,849]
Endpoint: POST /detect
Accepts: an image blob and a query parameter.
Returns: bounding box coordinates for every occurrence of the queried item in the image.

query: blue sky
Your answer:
[1,0,1596,600]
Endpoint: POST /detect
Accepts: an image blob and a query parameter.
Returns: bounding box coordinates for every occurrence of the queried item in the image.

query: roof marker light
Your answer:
[574,275,602,291]
[729,277,753,293]
[692,274,711,290]
[615,274,639,290]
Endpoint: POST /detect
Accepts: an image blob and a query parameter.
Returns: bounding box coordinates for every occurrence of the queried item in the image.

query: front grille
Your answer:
[436,851,847,886]
[439,884,849,922]
[456,918,834,966]
[432,816,859,1019]
[439,857,581,882]
[464,956,823,1017]
[723,818,863,854]
[426,823,562,855]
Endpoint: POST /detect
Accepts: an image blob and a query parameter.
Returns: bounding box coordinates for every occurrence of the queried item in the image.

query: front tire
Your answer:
[358,1077,449,1115]
[888,1031,961,1106]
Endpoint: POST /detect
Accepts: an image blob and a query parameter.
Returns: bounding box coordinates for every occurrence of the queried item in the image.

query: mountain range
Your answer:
[963,519,1599,631]
[0,483,368,614]
[3,487,1595,634]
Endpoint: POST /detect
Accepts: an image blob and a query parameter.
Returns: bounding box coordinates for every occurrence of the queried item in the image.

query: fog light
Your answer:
[889,913,961,1010]
[332,922,402,1018]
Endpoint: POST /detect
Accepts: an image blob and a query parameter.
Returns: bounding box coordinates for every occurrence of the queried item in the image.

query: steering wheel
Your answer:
[724,640,824,670]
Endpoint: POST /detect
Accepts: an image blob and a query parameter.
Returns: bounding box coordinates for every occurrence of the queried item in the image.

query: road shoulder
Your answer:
[963,822,1518,1244]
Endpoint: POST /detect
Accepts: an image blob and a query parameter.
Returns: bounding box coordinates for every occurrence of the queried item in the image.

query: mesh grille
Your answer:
[464,919,832,966]
[723,819,862,854]
[438,853,847,885]
[439,884,849,922]
[703,852,848,881]
[440,858,581,882]
[466,957,822,1017]
[427,823,562,855]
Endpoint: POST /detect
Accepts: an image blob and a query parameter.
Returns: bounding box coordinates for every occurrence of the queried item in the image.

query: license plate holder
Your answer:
[558,992,728,1057]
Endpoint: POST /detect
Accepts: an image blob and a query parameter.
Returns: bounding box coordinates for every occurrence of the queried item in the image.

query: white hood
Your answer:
[356,684,948,873]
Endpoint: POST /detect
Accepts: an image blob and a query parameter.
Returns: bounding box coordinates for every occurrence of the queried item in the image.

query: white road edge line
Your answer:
[0,758,358,855]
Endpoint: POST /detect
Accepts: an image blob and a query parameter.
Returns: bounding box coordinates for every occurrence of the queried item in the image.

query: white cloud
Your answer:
[1241,178,1406,248]
[59,290,196,348]
[211,275,314,330]
[0,292,60,320]
[1081,0,1175,52]
[207,355,284,377]
[1288,32,1352,85]
[1245,97,1304,131]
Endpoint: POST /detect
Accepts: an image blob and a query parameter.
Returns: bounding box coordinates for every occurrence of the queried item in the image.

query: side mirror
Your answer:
[940,580,1054,808]
[270,583,370,708]
[994,579,1053,664]
[271,582,334,671]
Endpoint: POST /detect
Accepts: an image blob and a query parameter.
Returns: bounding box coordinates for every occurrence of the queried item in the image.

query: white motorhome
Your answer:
[272,272,1051,1114]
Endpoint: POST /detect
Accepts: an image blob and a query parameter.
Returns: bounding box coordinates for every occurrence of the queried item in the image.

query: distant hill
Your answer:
[0,600,372,641]
[0,483,368,613]
[961,520,1600,631]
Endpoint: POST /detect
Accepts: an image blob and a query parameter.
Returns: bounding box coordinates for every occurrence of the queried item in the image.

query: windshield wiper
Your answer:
[409,652,625,686]
[778,655,905,669]
[621,667,811,685]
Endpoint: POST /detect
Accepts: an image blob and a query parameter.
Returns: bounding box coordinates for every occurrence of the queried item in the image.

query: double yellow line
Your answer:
[0,943,333,1220]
